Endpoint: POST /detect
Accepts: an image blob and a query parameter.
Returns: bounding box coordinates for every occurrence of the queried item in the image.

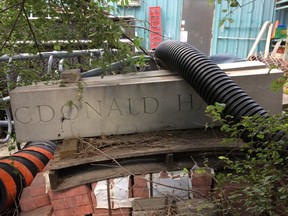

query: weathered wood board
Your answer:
[48,129,243,191]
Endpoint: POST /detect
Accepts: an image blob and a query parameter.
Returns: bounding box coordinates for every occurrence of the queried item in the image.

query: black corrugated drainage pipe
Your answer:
[154,40,268,122]
[0,141,56,212]
[154,40,282,145]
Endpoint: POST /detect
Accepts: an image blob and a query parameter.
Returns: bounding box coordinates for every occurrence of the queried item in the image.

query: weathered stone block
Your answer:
[10,63,283,142]
[175,199,216,216]
[132,209,167,216]
[132,197,167,211]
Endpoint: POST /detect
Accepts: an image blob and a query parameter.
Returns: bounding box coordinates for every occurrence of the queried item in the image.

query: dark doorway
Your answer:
[181,0,214,56]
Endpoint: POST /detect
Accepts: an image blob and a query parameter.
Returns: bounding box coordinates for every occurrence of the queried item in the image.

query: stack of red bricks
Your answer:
[19,174,150,216]
[19,169,215,216]
[19,171,95,216]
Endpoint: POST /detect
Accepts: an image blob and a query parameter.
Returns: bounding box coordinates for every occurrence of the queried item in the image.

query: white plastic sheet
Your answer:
[94,176,132,209]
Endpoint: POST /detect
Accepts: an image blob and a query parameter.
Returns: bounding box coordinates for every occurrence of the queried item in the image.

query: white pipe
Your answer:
[1,96,10,102]
[264,23,273,58]
[58,59,64,73]
[247,21,272,59]
[47,55,53,74]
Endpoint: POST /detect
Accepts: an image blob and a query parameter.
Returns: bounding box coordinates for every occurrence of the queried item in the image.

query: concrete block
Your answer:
[132,209,167,216]
[93,208,131,216]
[132,197,167,211]
[10,66,283,142]
[175,199,216,216]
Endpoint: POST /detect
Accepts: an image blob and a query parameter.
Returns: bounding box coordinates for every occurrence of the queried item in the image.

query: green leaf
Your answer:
[256,134,264,140]
[183,168,189,174]
[53,43,61,51]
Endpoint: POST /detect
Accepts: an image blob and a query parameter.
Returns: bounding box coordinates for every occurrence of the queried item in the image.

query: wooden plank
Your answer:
[49,150,236,191]
[48,129,244,191]
[59,138,78,159]
[50,129,241,170]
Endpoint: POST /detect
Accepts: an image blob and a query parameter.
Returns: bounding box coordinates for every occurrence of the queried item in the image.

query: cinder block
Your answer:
[175,199,216,216]
[132,209,167,216]
[20,205,53,216]
[132,197,168,211]
[93,208,131,216]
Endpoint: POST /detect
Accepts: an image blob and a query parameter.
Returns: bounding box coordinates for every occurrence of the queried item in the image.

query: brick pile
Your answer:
[19,169,216,216]
[49,185,94,216]
[19,172,51,214]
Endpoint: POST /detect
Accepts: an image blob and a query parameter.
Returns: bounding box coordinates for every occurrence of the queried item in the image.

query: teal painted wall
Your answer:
[113,0,183,49]
[211,0,275,58]
[113,0,276,58]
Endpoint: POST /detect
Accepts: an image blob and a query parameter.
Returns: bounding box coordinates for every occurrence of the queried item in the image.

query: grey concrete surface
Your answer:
[10,62,283,142]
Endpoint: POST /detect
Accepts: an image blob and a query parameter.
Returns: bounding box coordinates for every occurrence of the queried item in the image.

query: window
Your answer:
[117,0,141,7]
[275,0,288,10]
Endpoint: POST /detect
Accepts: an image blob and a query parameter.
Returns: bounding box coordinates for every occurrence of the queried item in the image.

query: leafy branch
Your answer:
[0,1,24,51]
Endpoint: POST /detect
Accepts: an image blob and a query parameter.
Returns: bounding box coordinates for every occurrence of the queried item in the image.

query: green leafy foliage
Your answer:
[214,0,258,27]
[206,105,288,215]
[271,74,288,93]
[0,0,134,95]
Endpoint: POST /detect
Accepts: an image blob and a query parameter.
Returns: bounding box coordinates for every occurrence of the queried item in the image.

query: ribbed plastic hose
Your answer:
[0,141,56,212]
[154,40,268,120]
